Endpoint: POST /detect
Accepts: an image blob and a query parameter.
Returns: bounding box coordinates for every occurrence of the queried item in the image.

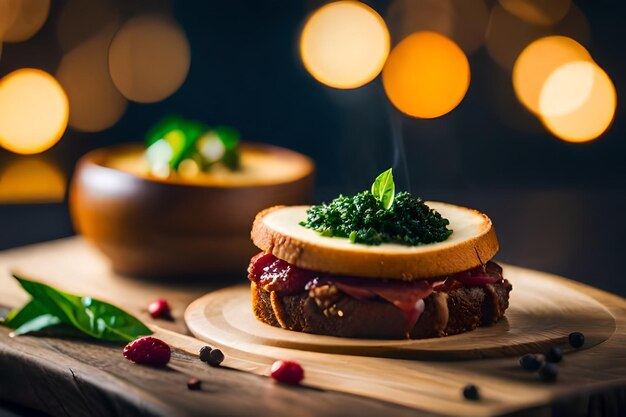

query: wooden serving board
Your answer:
[0,238,625,417]
[184,266,615,359]
[183,265,626,416]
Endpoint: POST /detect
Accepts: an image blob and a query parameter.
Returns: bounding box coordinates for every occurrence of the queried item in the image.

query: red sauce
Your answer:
[248,252,503,296]
[247,252,317,295]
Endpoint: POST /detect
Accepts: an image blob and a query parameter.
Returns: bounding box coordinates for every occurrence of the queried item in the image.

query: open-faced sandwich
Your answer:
[247,169,512,339]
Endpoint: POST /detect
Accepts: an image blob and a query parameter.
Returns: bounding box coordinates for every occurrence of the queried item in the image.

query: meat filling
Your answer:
[248,252,506,331]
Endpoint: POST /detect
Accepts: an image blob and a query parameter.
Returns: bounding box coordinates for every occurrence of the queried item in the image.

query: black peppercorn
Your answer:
[538,363,558,382]
[207,348,224,366]
[545,347,563,363]
[462,384,480,400]
[199,345,212,362]
[519,353,544,371]
[187,378,202,390]
[568,332,585,348]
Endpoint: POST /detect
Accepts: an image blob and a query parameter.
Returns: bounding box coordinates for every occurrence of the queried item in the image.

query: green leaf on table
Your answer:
[3,300,49,328]
[2,275,152,342]
[370,168,395,210]
[12,314,63,336]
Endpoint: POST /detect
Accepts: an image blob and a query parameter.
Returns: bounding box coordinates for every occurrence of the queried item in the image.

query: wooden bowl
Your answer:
[69,143,315,278]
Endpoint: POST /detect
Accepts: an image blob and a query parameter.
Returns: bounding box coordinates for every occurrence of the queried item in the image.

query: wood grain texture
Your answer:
[0,238,625,417]
[0,327,429,417]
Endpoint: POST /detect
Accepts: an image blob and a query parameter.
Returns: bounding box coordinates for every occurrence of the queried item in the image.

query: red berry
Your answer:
[270,360,304,385]
[148,299,171,319]
[123,336,171,367]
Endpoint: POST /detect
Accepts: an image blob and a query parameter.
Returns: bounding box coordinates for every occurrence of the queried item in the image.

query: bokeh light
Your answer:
[386,0,453,47]
[0,0,50,43]
[56,0,119,52]
[540,62,594,118]
[513,36,591,114]
[300,1,390,89]
[382,31,470,119]
[0,68,69,154]
[539,61,616,143]
[108,15,191,103]
[553,4,590,48]
[499,0,571,27]
[485,3,546,70]
[0,157,65,203]
[0,3,16,39]
[178,158,201,179]
[56,27,127,132]
[486,3,589,70]
[385,0,489,55]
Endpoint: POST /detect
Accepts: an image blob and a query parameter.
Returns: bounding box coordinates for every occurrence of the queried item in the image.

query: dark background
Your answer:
[0,0,625,297]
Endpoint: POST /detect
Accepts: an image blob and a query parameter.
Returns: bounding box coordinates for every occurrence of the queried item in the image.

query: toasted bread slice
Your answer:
[251,202,498,279]
[251,279,512,339]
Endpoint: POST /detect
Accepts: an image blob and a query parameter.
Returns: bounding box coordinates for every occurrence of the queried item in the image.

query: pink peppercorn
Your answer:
[148,299,171,319]
[270,360,304,385]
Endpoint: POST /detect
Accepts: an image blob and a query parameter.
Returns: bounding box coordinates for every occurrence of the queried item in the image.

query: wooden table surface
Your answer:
[0,237,624,417]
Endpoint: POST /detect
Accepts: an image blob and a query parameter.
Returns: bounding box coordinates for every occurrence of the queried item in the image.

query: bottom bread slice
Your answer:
[251,280,512,339]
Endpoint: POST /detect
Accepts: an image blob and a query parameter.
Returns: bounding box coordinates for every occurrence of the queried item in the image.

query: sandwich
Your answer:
[247,169,512,339]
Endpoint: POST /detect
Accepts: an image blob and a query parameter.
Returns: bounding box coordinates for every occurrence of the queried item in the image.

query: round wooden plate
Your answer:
[185,264,616,359]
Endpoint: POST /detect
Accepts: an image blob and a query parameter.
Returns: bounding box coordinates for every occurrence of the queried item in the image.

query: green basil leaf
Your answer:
[80,295,153,341]
[10,275,152,342]
[12,314,63,336]
[370,168,395,210]
[2,300,50,328]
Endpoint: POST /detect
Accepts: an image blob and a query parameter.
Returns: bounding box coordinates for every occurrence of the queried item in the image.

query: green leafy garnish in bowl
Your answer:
[145,116,240,178]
